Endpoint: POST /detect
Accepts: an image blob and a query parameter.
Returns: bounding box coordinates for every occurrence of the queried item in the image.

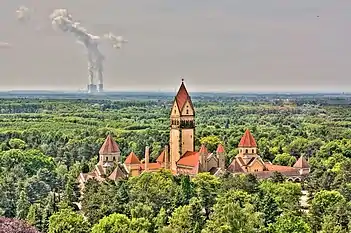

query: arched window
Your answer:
[245,149,248,153]
[113,156,115,161]
[186,109,189,114]
[105,157,108,161]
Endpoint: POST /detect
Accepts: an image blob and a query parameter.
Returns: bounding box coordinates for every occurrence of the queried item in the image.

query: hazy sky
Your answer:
[0,0,350,92]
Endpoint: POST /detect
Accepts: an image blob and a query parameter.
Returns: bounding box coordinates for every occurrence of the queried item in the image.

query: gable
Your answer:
[181,100,194,116]
[248,159,265,170]
[170,100,180,117]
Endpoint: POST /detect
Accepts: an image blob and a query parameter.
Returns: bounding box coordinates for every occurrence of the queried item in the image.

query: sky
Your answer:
[0,0,350,92]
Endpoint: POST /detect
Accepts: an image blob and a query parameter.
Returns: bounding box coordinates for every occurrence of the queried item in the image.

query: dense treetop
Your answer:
[1,94,351,232]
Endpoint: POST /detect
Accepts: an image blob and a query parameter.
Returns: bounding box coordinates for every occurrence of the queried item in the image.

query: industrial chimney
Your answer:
[144,146,150,171]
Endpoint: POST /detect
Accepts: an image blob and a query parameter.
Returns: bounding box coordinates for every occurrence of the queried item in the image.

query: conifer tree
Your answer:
[16,190,30,220]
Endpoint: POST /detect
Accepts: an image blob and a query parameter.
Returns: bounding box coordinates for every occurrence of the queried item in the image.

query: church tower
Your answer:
[98,134,121,166]
[170,79,195,171]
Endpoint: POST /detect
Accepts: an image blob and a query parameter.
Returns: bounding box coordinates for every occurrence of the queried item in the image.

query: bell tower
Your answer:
[170,79,195,171]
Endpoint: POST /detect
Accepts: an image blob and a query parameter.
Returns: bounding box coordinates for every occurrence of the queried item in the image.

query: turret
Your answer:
[216,144,226,170]
[199,144,208,172]
[98,134,120,166]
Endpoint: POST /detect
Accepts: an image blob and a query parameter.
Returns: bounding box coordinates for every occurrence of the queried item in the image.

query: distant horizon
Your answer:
[0,86,349,95]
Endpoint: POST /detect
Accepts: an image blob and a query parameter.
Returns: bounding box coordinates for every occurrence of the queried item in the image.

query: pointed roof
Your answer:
[108,165,128,181]
[228,159,245,173]
[174,79,193,112]
[199,144,208,154]
[293,156,310,169]
[99,134,120,155]
[216,144,225,153]
[124,152,141,164]
[238,129,257,147]
[156,150,165,163]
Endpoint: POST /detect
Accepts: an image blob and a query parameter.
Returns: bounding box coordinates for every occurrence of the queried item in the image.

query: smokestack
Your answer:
[98,84,103,92]
[144,146,150,171]
[164,145,169,169]
[87,84,97,93]
[50,9,126,93]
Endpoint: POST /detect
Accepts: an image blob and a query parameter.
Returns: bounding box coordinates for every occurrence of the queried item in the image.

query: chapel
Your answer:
[78,80,309,186]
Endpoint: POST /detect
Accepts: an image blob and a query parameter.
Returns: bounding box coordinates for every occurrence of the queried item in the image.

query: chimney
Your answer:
[145,146,150,171]
[164,145,169,169]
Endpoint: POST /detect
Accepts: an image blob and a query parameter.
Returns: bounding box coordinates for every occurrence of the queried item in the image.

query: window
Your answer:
[245,149,248,153]
[186,109,189,114]
[174,110,176,114]
[105,157,108,161]
[113,156,115,161]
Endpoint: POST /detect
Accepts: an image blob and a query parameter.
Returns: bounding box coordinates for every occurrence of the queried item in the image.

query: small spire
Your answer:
[181,77,184,83]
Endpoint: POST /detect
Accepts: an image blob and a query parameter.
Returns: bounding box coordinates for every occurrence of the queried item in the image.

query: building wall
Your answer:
[98,152,120,166]
[181,128,194,155]
[247,160,265,172]
[238,147,257,155]
[170,128,180,171]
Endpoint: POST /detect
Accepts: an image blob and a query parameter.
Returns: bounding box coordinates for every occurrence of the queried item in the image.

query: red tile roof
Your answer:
[177,151,199,167]
[265,163,297,172]
[238,129,257,147]
[175,80,193,112]
[293,156,310,169]
[216,144,225,153]
[124,152,141,164]
[156,150,165,163]
[199,144,208,154]
[99,134,120,155]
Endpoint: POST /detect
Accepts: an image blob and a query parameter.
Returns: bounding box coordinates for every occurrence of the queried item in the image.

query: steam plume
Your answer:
[104,32,128,49]
[16,6,30,22]
[50,9,105,88]
[0,42,12,48]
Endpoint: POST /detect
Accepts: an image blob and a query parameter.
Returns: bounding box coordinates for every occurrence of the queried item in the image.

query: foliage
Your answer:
[91,213,150,233]
[1,95,351,232]
[0,217,40,233]
[269,211,311,233]
[48,208,90,233]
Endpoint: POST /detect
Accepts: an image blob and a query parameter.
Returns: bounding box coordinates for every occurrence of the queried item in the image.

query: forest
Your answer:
[1,94,351,233]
